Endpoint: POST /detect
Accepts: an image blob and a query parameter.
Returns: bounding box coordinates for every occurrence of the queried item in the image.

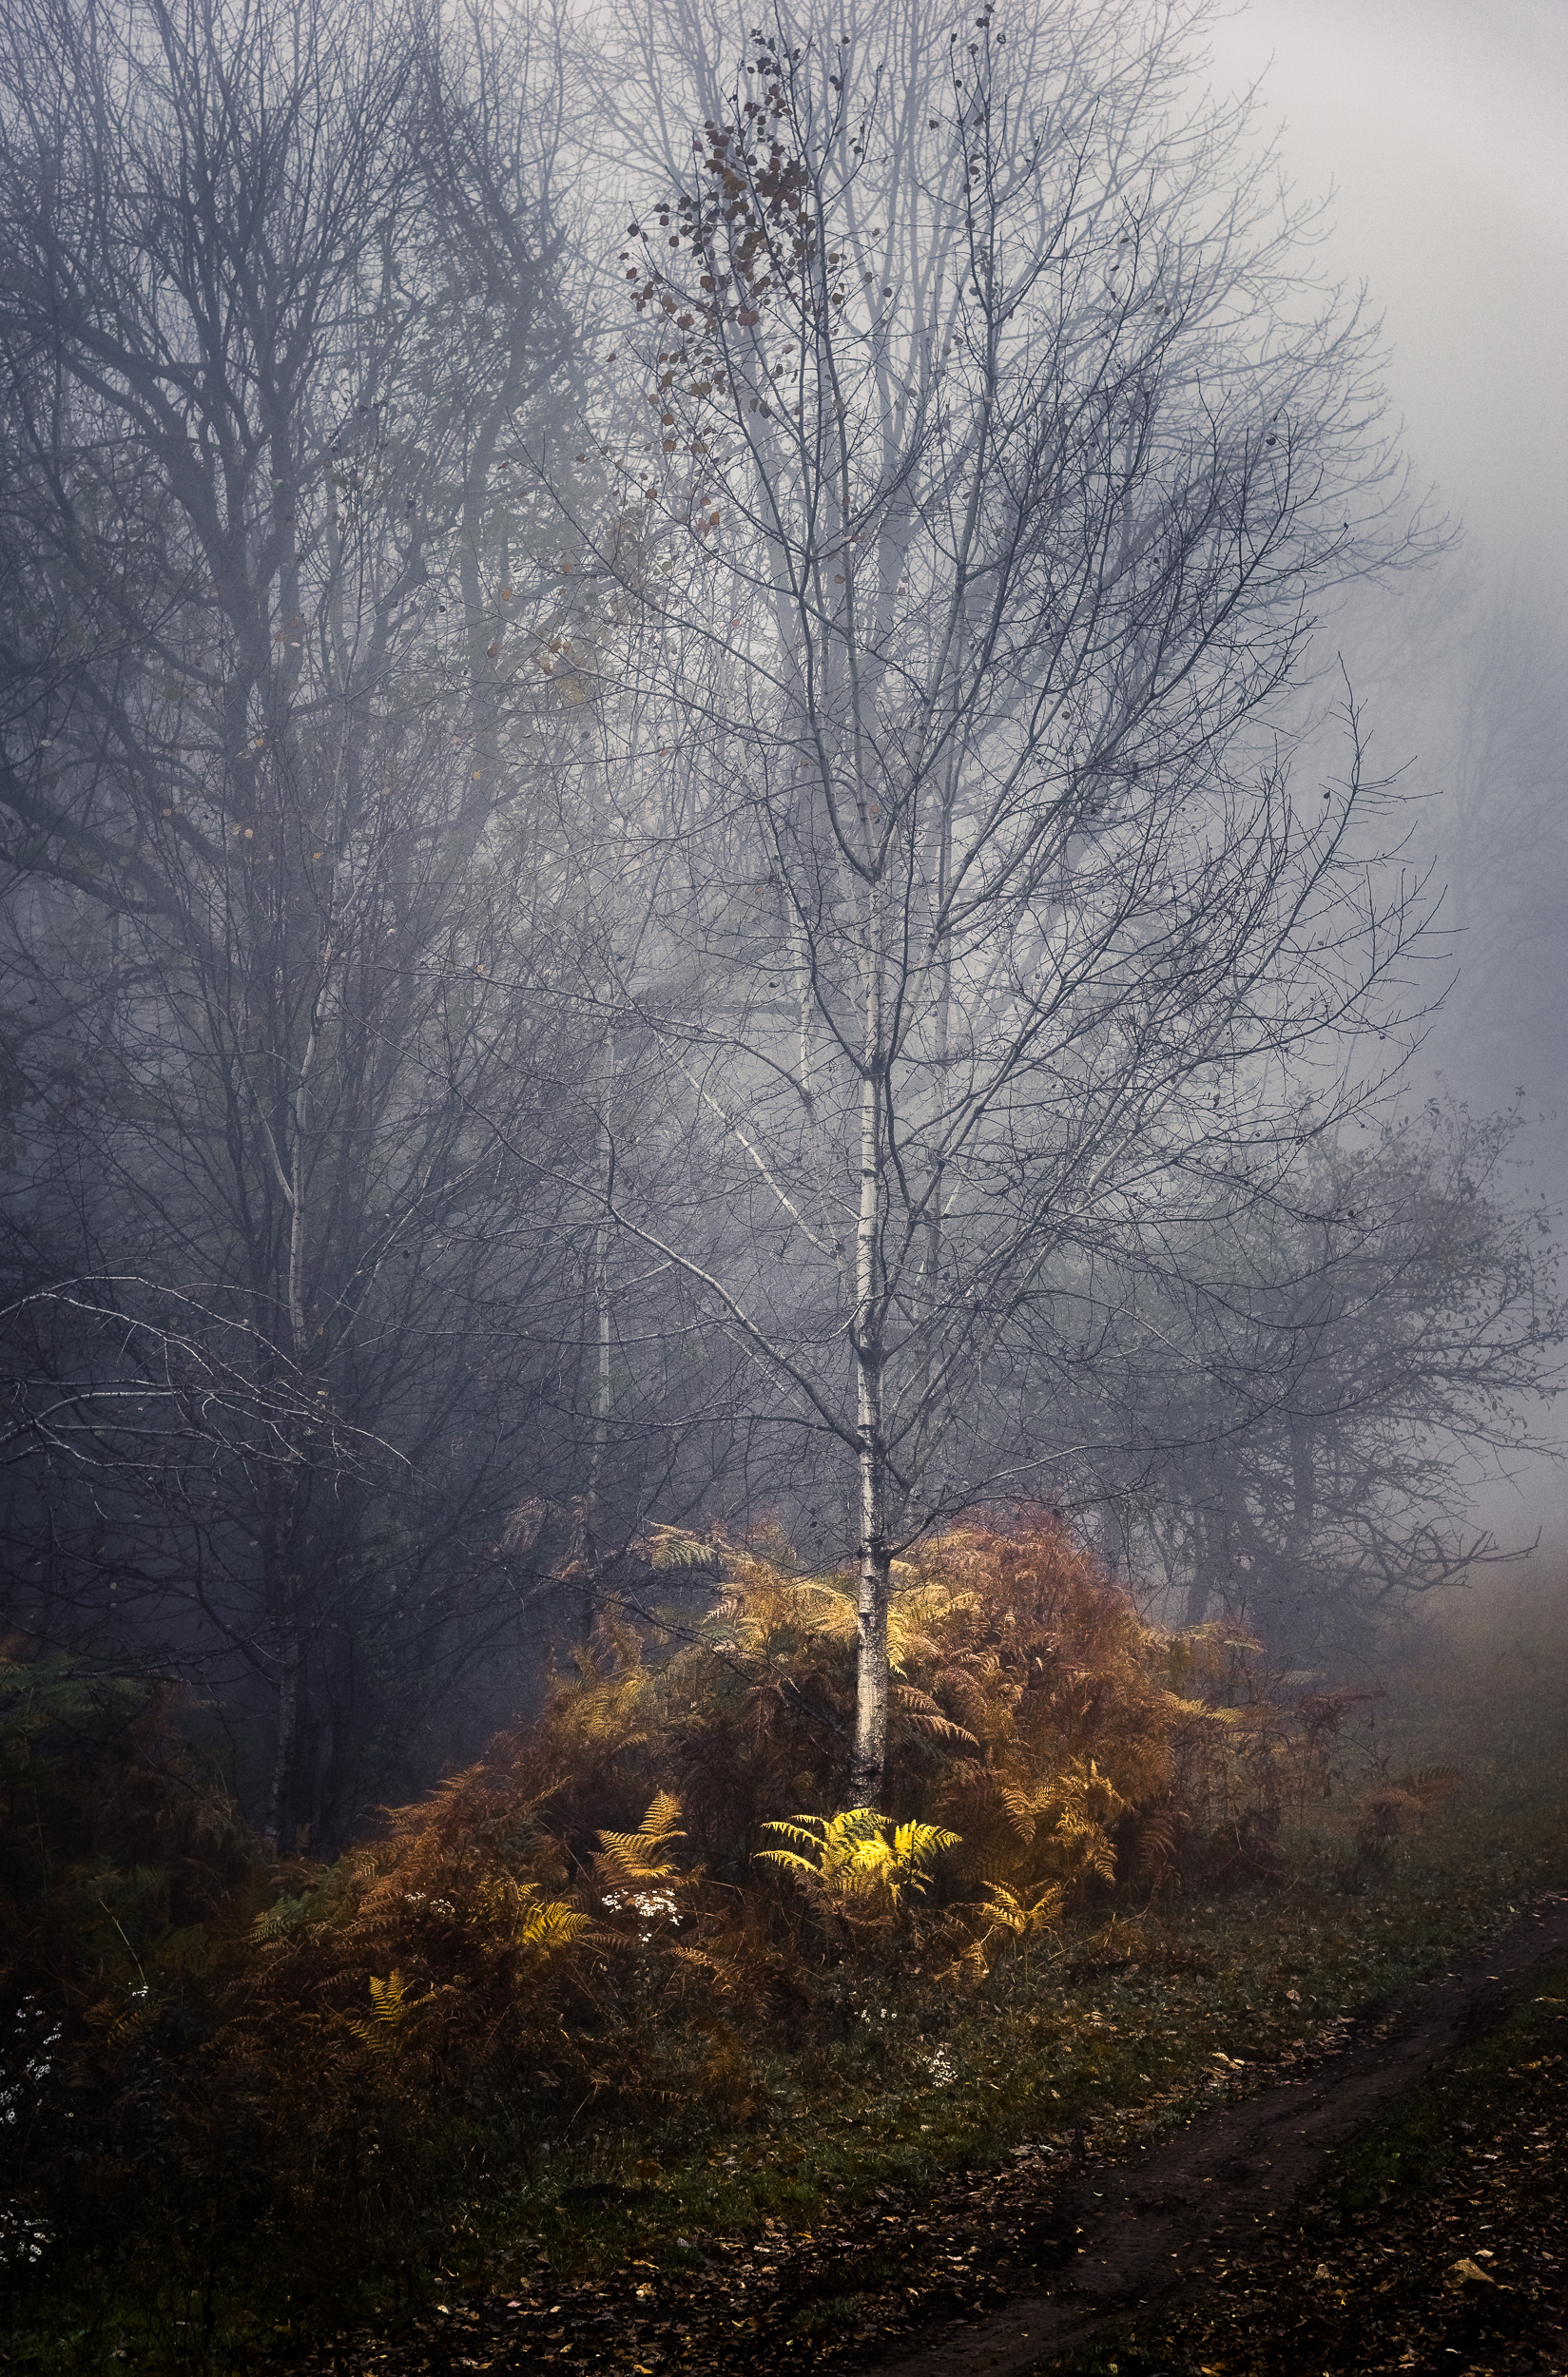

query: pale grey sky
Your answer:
[1208,1,1568,1549]
[1208,0,1567,582]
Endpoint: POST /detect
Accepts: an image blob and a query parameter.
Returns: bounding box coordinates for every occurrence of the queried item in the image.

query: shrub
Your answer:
[1,1512,1366,2327]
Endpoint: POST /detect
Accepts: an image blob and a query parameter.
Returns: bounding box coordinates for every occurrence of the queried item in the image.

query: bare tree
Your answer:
[0,0,643,1840]
[1060,1100,1564,1655]
[546,0,1443,1802]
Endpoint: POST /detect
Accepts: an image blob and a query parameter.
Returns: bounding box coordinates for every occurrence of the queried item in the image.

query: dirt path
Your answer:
[295,1896,1568,2377]
[861,1890,1568,2376]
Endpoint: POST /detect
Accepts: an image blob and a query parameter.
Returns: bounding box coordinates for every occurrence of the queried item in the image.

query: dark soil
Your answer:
[285,1895,1568,2377]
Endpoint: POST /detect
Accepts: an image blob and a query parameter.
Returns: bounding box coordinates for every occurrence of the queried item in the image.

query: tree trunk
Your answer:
[266,1564,303,1850]
[849,1385,892,1809]
[582,1062,614,1641]
[848,913,890,1807]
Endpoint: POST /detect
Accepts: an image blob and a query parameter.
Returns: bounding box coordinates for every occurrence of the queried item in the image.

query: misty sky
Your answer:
[1210,0,1568,1544]
[1209,0,1567,584]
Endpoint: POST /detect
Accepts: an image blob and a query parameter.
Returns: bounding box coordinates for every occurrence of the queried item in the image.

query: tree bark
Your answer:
[849,881,891,1806]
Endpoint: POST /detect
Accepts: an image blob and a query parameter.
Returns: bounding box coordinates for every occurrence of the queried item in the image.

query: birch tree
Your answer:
[568,0,1441,1803]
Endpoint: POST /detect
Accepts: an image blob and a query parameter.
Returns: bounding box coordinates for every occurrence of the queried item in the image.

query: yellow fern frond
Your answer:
[593,1791,686,1892]
[757,1808,959,1918]
[638,1789,683,1839]
[347,1968,426,2050]
[885,1584,964,1672]
[888,1819,962,1889]
[515,1898,592,1956]
[981,1880,1065,1937]
[643,1527,725,1572]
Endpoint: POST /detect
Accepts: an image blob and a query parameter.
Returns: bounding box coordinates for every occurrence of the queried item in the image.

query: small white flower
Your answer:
[0,2212,52,2268]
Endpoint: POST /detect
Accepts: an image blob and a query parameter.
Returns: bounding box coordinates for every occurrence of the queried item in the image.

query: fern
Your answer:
[982,1879,1067,1936]
[884,1577,979,1672]
[1051,1756,1126,1884]
[591,1792,689,1942]
[346,1968,426,2051]
[100,1990,160,2051]
[642,1526,726,1574]
[514,1896,593,1956]
[757,1807,959,1920]
[941,1876,1068,1981]
[250,1894,312,1942]
[892,1683,979,1748]
[593,1790,687,1893]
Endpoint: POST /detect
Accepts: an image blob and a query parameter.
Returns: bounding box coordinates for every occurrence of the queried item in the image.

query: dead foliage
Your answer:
[0,1516,1425,2336]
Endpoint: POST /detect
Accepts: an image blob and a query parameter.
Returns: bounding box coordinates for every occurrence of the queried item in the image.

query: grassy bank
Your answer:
[465,1564,1568,2290]
[5,1562,1566,2372]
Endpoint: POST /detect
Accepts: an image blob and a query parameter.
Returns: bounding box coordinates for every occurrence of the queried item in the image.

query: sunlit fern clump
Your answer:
[1,1521,1349,2111]
[758,1807,961,1928]
[487,1512,1337,1975]
[625,1517,1267,1915]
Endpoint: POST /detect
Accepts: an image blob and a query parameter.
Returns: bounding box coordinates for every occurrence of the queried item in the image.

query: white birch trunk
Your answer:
[848,877,891,1807]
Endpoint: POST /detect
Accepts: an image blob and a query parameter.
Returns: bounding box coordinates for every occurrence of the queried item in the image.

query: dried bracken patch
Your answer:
[1,1533,1557,2368]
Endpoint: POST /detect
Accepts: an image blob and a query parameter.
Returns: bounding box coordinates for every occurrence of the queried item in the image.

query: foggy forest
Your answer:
[1,0,1564,2369]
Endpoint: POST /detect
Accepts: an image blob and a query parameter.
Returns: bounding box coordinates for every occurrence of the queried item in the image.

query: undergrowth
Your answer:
[3,1528,1566,2373]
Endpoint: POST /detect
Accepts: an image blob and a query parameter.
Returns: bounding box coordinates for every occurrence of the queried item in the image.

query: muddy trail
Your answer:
[296,1895,1568,2377]
[865,1891,1568,2376]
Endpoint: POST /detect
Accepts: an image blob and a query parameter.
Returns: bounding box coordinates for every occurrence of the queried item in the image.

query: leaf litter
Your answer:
[287,1898,1568,2377]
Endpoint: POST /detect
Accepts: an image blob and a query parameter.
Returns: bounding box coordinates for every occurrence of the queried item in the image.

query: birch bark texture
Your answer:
[578,0,1437,1805]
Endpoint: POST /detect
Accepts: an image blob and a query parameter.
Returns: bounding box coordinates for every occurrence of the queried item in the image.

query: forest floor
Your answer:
[287,1895,1568,2377]
[10,1580,1568,2375]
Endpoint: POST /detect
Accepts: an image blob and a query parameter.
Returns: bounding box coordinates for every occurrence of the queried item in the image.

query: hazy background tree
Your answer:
[0,0,690,1843]
[1055,1099,1563,1662]
[1432,580,1567,1142]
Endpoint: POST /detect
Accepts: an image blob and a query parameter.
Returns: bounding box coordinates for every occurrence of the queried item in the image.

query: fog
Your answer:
[1213,0,1567,1133]
[1212,0,1568,1553]
[1211,0,1567,573]
[0,0,1561,1841]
